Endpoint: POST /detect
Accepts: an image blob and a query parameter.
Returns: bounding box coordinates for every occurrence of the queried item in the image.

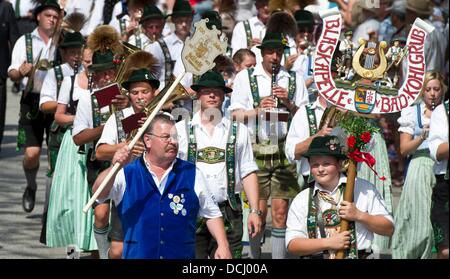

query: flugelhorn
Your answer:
[126,81,189,140]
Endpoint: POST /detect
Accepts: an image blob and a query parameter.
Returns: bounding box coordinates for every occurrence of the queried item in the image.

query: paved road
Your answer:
[0,80,401,259]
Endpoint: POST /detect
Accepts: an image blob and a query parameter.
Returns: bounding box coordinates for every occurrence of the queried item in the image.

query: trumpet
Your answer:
[24,49,52,97]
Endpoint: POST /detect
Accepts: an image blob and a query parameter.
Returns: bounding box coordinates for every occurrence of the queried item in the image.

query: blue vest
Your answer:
[117,158,199,259]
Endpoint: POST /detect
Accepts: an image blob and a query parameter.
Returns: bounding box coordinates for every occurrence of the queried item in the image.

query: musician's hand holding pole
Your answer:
[19,62,33,78]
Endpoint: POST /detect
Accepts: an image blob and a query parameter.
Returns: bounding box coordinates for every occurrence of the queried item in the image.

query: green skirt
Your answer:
[357,132,393,252]
[46,130,97,251]
[391,154,436,259]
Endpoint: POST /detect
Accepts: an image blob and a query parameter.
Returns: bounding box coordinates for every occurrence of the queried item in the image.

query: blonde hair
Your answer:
[419,71,448,100]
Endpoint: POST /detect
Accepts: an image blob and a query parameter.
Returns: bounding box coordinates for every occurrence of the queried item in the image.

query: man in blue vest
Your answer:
[93,113,232,259]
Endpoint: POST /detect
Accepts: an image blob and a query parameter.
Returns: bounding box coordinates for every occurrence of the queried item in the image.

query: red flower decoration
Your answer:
[360,132,372,144]
[347,135,356,149]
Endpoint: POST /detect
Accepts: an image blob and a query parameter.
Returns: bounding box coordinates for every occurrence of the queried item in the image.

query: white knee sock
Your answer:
[271,227,287,259]
[94,225,110,259]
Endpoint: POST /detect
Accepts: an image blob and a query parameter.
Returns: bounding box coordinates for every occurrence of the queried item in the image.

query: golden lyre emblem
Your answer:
[352,39,388,80]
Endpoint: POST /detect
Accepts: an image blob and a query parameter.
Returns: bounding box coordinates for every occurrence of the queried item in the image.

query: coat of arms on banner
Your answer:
[182,19,228,76]
[313,8,435,114]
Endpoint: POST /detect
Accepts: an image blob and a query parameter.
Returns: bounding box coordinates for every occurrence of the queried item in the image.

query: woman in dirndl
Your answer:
[391,72,446,259]
[46,47,97,252]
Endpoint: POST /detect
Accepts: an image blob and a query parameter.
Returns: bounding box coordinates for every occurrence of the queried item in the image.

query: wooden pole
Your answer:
[335,159,357,259]
[82,71,186,213]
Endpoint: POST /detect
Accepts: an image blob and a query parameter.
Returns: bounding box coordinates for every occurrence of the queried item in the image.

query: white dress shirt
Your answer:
[145,32,185,90]
[229,63,308,141]
[9,0,37,18]
[65,0,105,37]
[57,74,84,105]
[72,87,110,137]
[39,63,76,107]
[231,16,265,56]
[176,112,258,203]
[106,158,222,219]
[285,100,326,176]
[8,28,57,91]
[286,175,394,251]
[428,102,448,175]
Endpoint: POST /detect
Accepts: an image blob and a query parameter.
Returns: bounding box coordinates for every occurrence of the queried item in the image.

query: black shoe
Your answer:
[22,187,36,213]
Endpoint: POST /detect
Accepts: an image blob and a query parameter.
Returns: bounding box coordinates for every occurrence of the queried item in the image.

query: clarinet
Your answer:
[271,63,279,108]
[431,101,436,111]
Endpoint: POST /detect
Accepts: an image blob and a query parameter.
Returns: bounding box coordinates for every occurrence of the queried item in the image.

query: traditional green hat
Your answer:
[121,68,160,90]
[191,70,232,93]
[88,50,117,73]
[257,32,289,50]
[202,10,222,31]
[303,135,347,160]
[33,0,61,18]
[344,30,353,37]
[166,0,194,18]
[392,36,407,43]
[59,32,85,49]
[140,4,164,23]
[294,10,314,31]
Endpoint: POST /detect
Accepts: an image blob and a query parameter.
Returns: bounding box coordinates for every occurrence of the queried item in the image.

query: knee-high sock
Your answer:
[94,225,110,259]
[23,164,39,190]
[271,227,287,259]
[249,223,265,259]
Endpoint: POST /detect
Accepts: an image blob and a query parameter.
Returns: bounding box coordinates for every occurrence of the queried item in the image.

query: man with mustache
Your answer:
[230,32,308,259]
[95,68,158,259]
[8,0,61,213]
[93,113,232,259]
[176,70,261,258]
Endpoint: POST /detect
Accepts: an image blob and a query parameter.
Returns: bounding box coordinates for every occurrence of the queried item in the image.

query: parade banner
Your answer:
[313,8,435,114]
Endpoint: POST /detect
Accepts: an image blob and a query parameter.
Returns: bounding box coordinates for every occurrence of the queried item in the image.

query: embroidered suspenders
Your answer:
[243,20,252,49]
[187,121,239,210]
[54,65,64,96]
[306,184,358,258]
[135,30,142,49]
[157,38,173,84]
[119,18,127,37]
[305,104,318,136]
[114,110,126,142]
[25,33,33,64]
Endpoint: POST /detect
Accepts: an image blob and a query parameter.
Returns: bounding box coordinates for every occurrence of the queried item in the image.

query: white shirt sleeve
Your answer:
[39,68,58,107]
[96,113,119,148]
[101,168,126,205]
[82,0,105,36]
[285,106,309,163]
[358,179,394,224]
[397,105,415,135]
[175,120,189,160]
[8,35,26,73]
[231,21,247,56]
[236,123,258,179]
[294,73,309,106]
[229,70,252,111]
[428,103,448,162]
[72,92,93,136]
[195,167,222,219]
[57,76,72,105]
[285,190,309,249]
